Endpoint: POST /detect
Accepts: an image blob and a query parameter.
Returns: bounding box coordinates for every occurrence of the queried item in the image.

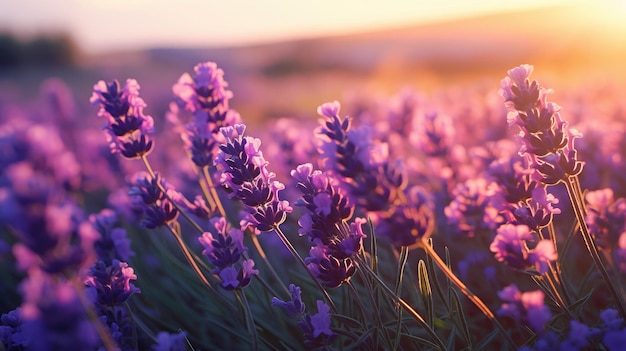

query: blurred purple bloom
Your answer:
[490,224,556,274]
[0,308,26,351]
[497,284,551,334]
[90,209,134,263]
[152,331,188,351]
[445,178,502,238]
[410,111,453,157]
[170,62,241,168]
[487,153,540,204]
[20,271,100,351]
[604,330,626,351]
[585,188,626,250]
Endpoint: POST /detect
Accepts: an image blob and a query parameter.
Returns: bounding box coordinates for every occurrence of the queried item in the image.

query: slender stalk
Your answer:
[354,269,393,350]
[543,272,576,321]
[393,246,410,351]
[249,234,290,296]
[165,224,238,312]
[346,281,368,328]
[543,223,573,309]
[564,177,626,317]
[272,225,338,314]
[418,240,517,349]
[236,290,258,351]
[354,257,447,351]
[203,166,226,217]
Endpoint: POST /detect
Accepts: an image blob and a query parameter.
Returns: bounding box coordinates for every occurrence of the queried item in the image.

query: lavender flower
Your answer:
[490,224,557,274]
[152,331,188,351]
[272,285,336,349]
[499,64,584,185]
[315,100,402,212]
[585,188,626,250]
[215,124,292,232]
[128,172,179,229]
[198,216,258,290]
[90,209,134,264]
[90,79,154,159]
[271,284,305,318]
[85,259,140,306]
[170,61,241,168]
[444,178,502,239]
[20,270,100,351]
[511,186,561,231]
[497,284,552,334]
[292,163,365,287]
[0,308,26,351]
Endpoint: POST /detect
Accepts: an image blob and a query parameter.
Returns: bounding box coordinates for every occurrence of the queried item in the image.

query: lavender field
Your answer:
[3,4,626,350]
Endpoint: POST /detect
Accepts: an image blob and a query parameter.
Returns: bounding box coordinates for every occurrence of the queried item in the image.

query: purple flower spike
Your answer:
[271,284,306,318]
[498,284,552,334]
[215,124,292,233]
[272,285,336,348]
[490,224,556,274]
[500,65,584,186]
[306,245,356,288]
[85,259,141,306]
[170,62,242,168]
[91,79,155,159]
[129,172,179,229]
[199,216,257,290]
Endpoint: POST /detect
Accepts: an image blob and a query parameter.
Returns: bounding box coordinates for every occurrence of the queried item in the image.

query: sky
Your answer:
[0,0,596,54]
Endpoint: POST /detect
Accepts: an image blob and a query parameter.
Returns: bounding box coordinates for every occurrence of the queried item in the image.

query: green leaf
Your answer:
[475,329,499,351]
[450,289,472,350]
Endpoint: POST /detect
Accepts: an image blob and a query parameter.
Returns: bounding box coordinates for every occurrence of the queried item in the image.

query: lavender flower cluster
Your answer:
[2,61,626,351]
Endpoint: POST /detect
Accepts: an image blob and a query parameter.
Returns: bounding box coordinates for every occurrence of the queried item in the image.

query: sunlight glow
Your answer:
[0,0,602,53]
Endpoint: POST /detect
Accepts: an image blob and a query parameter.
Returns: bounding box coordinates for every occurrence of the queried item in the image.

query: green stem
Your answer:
[419,241,517,349]
[355,257,447,351]
[354,269,393,350]
[272,225,338,314]
[237,290,258,351]
[166,225,215,291]
[203,166,227,218]
[393,246,409,351]
[564,177,626,317]
[249,234,290,296]
[346,281,368,328]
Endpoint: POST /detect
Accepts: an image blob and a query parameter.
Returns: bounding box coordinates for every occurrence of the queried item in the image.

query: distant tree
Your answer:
[0,32,79,68]
[0,33,22,67]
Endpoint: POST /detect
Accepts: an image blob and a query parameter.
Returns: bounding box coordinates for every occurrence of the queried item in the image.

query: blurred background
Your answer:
[1,0,625,125]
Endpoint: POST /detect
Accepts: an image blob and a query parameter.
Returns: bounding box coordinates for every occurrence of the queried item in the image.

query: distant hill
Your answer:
[87,2,625,80]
